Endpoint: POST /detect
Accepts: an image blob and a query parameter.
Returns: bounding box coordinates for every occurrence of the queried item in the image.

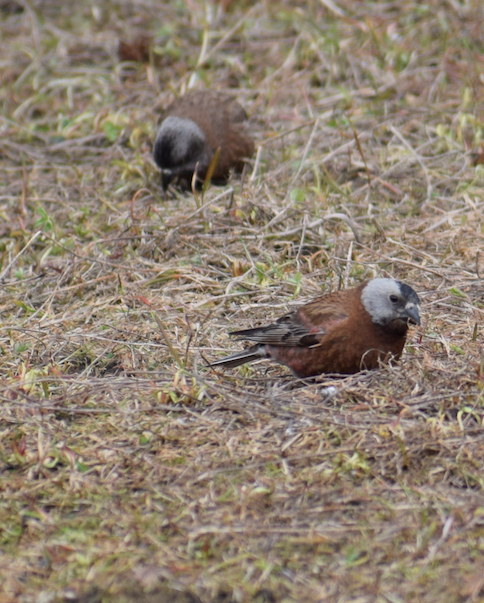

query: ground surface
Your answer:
[1,1,484,602]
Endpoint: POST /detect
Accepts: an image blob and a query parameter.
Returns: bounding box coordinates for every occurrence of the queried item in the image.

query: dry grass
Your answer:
[1,0,484,601]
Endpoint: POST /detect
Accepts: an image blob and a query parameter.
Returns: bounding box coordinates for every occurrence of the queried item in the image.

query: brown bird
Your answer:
[210,278,421,377]
[153,90,254,190]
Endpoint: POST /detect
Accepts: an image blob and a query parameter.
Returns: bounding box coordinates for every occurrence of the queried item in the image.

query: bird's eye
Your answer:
[390,295,398,303]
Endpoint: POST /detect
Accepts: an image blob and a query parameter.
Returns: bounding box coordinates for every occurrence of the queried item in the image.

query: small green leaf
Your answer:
[290,187,306,203]
[450,344,465,355]
[75,460,89,472]
[102,121,122,142]
[449,287,467,298]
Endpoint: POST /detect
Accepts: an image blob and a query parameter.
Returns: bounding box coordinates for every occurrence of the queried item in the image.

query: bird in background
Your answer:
[153,90,254,190]
[210,278,421,378]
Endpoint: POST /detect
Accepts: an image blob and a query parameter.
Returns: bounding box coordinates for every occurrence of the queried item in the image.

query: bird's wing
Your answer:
[230,295,350,348]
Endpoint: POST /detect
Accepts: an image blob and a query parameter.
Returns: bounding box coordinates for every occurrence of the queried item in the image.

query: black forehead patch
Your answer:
[396,281,420,304]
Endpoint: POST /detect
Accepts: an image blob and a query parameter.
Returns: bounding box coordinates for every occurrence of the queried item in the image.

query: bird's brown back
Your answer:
[296,285,361,332]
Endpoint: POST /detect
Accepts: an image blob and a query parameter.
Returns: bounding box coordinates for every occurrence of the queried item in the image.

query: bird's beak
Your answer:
[405,304,421,325]
[161,169,173,190]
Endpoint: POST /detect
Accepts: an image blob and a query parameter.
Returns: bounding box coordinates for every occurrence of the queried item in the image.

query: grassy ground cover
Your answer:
[1,1,484,601]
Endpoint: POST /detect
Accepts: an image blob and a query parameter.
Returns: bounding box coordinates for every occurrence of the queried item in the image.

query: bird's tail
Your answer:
[209,344,267,369]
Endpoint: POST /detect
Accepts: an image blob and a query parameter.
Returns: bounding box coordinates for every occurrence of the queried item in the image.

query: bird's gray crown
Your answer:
[361,278,420,326]
[155,116,206,163]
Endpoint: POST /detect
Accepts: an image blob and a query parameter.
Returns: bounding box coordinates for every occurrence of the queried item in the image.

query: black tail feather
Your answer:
[209,344,267,369]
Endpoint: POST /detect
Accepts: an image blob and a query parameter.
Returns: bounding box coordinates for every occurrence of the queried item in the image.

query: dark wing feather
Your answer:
[230,299,350,348]
[230,314,310,346]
